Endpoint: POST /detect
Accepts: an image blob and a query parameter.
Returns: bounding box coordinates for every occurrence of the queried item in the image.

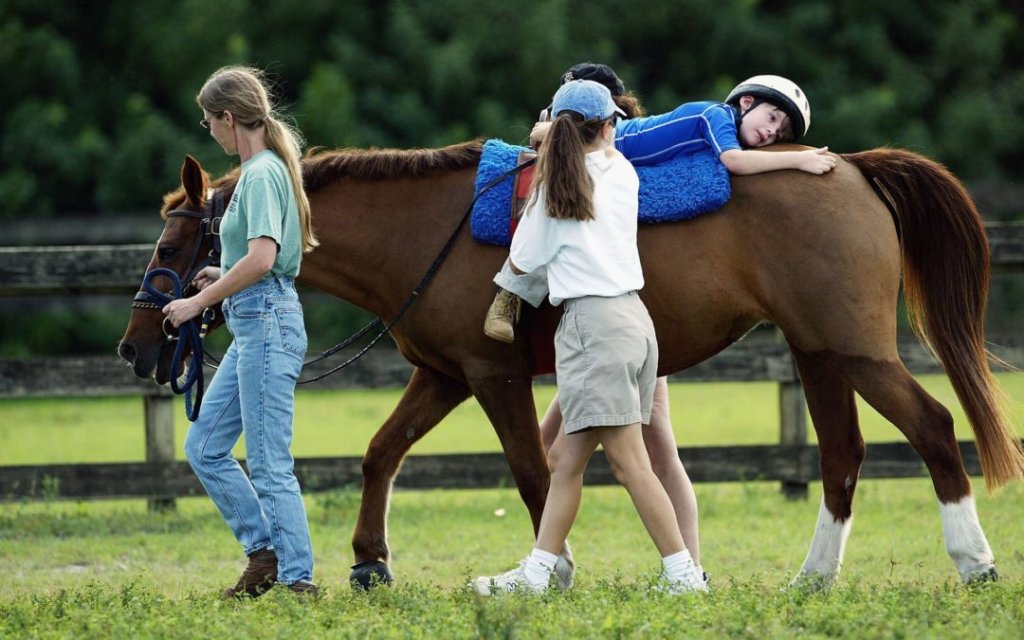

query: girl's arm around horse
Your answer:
[719,146,835,176]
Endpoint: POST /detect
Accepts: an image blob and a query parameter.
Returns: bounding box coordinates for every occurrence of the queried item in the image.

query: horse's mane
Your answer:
[302,139,484,193]
[159,139,484,215]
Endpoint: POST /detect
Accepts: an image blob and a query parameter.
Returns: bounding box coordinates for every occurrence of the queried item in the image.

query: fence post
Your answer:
[777,333,809,499]
[144,394,176,512]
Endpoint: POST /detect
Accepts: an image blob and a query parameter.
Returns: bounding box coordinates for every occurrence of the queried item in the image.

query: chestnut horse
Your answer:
[118,141,1024,589]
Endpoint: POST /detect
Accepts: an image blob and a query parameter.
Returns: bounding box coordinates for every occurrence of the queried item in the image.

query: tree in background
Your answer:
[2,0,1021,219]
[3,0,1022,355]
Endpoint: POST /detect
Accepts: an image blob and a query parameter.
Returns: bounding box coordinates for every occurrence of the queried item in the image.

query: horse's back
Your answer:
[642,156,902,372]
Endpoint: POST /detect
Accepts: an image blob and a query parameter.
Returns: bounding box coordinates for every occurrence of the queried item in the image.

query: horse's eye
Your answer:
[158,247,178,262]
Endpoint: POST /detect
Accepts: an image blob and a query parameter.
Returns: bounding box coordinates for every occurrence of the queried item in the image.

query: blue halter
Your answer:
[141,267,213,421]
[132,193,224,421]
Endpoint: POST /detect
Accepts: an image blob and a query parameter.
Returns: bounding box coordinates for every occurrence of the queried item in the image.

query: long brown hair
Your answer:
[197,66,319,253]
[531,112,609,221]
[614,91,646,118]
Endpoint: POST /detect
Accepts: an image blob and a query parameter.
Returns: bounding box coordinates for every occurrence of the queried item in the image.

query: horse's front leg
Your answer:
[469,373,549,534]
[350,366,471,588]
[469,371,578,587]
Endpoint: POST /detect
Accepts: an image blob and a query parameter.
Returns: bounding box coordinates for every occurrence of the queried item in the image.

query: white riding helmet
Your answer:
[725,75,811,140]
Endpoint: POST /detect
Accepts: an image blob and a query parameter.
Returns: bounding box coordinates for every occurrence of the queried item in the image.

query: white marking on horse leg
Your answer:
[792,497,852,589]
[939,496,995,582]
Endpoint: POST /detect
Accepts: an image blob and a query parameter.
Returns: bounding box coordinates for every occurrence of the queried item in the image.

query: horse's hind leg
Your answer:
[789,348,864,590]
[350,366,471,588]
[830,353,996,583]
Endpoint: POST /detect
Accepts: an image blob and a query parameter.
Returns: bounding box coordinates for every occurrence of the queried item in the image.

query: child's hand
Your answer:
[530,121,553,149]
[799,147,836,175]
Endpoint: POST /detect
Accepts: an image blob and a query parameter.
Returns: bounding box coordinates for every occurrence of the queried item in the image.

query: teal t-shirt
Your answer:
[219,149,302,277]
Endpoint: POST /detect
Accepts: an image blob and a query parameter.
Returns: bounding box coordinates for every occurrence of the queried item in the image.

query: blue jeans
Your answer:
[184,276,313,584]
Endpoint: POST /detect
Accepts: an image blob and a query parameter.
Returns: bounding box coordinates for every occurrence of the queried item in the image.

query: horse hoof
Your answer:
[350,560,394,590]
[786,572,833,593]
[964,566,998,585]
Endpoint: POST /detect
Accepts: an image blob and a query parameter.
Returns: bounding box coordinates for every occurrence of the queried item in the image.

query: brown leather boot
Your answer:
[286,581,320,598]
[483,289,521,344]
[222,548,278,599]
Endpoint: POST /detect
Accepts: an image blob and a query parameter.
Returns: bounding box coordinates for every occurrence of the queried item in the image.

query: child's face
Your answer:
[737,98,792,148]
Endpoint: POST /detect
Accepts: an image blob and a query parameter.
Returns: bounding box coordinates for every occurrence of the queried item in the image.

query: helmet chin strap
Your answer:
[734,97,766,148]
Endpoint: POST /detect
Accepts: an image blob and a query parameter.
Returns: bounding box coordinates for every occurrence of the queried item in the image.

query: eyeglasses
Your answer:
[199,112,224,129]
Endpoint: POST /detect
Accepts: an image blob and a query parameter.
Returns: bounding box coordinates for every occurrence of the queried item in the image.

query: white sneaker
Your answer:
[655,568,710,594]
[471,561,548,596]
[553,543,575,590]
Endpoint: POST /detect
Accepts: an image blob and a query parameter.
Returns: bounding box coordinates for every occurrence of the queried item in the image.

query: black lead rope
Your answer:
[296,156,537,385]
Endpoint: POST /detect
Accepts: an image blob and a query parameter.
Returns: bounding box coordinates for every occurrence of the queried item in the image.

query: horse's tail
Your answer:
[843,148,1024,491]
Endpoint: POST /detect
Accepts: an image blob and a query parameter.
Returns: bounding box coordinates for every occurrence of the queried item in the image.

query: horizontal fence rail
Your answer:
[3,339,1024,397]
[0,441,986,502]
[1,222,1023,296]
[1,222,1022,505]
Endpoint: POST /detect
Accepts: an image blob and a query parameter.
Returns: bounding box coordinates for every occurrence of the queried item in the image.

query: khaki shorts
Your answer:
[555,291,658,433]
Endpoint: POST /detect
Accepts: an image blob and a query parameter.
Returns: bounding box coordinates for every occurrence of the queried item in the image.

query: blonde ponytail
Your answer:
[264,116,318,252]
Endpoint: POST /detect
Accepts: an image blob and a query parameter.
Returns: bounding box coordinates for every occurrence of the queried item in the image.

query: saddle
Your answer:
[509,150,537,235]
[471,139,732,246]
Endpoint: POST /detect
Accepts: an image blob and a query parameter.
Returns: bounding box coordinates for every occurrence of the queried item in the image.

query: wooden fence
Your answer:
[2,222,1023,507]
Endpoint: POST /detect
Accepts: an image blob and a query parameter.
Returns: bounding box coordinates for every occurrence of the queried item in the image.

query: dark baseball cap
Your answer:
[560,62,625,97]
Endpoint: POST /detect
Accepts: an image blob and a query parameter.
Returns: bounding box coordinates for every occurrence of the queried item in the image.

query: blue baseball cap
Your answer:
[551,79,626,121]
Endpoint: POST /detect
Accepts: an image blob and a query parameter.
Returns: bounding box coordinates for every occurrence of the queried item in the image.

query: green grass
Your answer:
[2,376,1024,637]
[1,479,1022,638]
[1,374,1022,465]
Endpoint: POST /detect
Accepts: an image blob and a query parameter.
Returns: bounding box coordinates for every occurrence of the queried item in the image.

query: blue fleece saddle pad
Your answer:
[471,138,731,246]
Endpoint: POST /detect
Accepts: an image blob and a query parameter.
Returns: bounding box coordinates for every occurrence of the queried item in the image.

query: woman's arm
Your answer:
[163,237,277,327]
[719,146,836,176]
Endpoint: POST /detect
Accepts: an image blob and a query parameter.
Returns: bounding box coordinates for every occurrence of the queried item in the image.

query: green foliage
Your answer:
[0,301,129,357]
[0,293,374,358]
[2,1,1022,356]
[2,0,1022,219]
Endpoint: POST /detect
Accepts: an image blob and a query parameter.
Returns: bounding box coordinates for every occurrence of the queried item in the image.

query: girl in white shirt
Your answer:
[472,80,706,595]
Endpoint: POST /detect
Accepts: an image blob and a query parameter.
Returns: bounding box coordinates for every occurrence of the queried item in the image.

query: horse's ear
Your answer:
[181,155,208,208]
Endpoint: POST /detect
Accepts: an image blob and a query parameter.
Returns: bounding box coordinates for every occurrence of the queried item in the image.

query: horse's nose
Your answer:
[118,341,136,365]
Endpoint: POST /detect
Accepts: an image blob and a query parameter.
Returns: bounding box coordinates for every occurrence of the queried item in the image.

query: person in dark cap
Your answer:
[483,63,710,592]
[550,62,644,120]
[560,62,625,94]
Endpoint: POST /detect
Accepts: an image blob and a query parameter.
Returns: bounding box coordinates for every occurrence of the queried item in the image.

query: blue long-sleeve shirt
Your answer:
[614,101,742,167]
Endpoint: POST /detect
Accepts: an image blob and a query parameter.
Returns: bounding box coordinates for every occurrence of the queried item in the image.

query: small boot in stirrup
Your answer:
[483,288,521,344]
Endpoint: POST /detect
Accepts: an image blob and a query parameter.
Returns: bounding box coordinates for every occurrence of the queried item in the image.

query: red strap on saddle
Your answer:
[510,150,537,236]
